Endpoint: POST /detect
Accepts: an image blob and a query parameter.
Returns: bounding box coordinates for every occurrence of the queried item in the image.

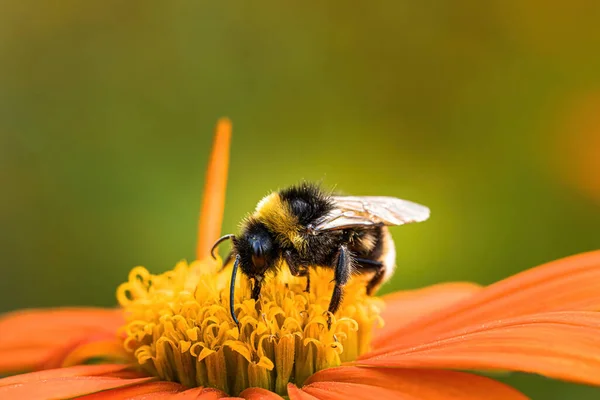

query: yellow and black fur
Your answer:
[216,183,395,325]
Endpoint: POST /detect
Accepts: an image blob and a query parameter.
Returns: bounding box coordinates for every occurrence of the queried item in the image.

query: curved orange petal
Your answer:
[301,382,406,400]
[78,381,183,399]
[0,364,130,386]
[373,282,482,350]
[0,348,54,373]
[0,364,154,399]
[196,117,231,260]
[287,384,320,400]
[173,387,229,399]
[359,311,600,386]
[39,333,131,370]
[59,338,131,367]
[0,307,124,373]
[378,250,600,347]
[0,377,154,399]
[301,366,527,400]
[239,387,285,399]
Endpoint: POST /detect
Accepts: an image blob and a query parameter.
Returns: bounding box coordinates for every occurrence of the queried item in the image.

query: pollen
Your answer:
[117,259,384,396]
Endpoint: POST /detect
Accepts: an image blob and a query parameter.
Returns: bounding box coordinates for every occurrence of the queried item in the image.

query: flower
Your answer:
[117,256,382,396]
[1,119,600,399]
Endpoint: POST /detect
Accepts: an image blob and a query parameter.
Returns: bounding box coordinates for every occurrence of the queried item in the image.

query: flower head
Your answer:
[1,119,600,399]
[117,260,382,395]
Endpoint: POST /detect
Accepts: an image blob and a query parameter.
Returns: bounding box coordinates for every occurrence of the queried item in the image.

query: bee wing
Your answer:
[313,196,430,231]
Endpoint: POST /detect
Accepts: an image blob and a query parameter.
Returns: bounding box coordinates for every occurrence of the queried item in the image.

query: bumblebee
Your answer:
[211,183,430,325]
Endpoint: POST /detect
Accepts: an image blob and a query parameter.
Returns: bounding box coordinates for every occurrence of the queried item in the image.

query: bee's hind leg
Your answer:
[355,257,385,296]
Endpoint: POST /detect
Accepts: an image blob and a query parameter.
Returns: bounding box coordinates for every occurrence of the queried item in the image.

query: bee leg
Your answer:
[327,245,351,329]
[251,278,262,301]
[366,266,385,295]
[355,257,385,296]
[284,250,311,292]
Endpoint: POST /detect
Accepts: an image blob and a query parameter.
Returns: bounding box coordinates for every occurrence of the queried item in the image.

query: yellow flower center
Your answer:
[117,258,383,396]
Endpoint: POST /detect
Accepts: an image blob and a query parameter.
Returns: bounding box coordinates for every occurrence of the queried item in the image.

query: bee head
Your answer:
[234,221,277,280]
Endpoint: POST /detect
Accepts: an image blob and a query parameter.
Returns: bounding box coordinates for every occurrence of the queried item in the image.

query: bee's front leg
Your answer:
[251,278,262,300]
[327,245,351,329]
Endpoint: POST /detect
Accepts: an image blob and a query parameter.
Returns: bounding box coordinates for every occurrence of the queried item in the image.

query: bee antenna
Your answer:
[230,255,241,325]
[211,234,235,259]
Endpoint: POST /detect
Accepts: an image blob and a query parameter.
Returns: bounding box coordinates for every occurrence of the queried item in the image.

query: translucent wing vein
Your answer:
[313,196,430,231]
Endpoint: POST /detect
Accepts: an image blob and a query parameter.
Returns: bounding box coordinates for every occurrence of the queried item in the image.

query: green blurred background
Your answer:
[1,1,600,397]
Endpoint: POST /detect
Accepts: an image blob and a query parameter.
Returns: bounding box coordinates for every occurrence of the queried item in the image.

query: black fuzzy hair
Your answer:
[279,182,334,226]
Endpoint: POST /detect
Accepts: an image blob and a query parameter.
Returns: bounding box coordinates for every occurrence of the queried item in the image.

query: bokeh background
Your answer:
[1,1,600,397]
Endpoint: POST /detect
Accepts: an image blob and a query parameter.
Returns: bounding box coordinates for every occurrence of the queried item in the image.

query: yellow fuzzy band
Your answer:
[254,193,305,250]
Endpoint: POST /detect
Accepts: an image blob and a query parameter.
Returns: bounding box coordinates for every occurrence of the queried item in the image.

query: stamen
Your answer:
[118,259,383,396]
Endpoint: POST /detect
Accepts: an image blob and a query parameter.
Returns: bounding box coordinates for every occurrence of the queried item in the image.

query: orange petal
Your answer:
[299,367,527,400]
[81,384,230,400]
[239,387,285,399]
[0,307,124,373]
[196,118,232,260]
[0,364,154,399]
[0,364,129,387]
[62,338,130,367]
[0,308,123,344]
[0,377,154,400]
[78,381,183,399]
[359,311,600,386]
[40,334,131,370]
[0,348,56,373]
[174,387,229,400]
[302,383,401,400]
[287,384,320,400]
[378,250,600,347]
[373,282,481,350]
